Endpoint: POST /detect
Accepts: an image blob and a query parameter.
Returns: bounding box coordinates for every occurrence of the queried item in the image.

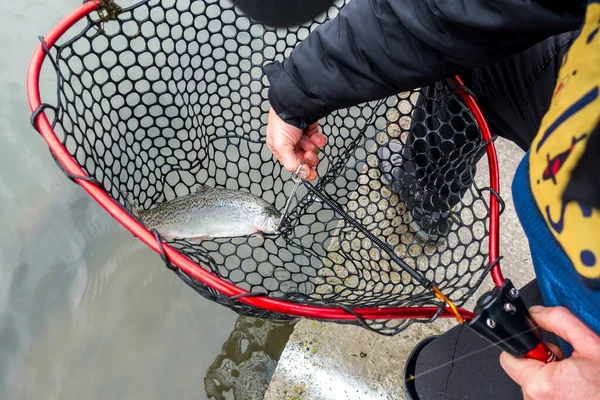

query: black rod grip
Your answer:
[467,279,543,357]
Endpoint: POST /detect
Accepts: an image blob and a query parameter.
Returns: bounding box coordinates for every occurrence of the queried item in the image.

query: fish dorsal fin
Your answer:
[193,184,216,194]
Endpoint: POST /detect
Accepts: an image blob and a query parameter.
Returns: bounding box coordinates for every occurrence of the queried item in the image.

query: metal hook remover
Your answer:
[277,162,307,231]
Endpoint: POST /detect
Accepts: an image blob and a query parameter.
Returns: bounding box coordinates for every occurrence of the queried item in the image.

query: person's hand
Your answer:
[500,306,600,400]
[266,107,327,181]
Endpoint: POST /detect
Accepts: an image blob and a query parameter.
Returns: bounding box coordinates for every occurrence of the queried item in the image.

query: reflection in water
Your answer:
[205,316,296,400]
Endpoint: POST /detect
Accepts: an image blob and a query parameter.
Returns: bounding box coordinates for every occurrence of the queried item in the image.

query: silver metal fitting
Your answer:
[503,303,516,313]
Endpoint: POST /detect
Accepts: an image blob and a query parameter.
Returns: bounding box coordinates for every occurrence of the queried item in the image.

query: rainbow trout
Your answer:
[134,185,281,241]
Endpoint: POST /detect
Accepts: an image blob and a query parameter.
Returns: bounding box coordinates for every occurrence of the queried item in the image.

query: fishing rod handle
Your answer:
[467,279,557,363]
[526,342,557,363]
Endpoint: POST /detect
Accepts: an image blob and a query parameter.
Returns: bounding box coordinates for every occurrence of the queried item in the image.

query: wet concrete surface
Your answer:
[264,138,535,399]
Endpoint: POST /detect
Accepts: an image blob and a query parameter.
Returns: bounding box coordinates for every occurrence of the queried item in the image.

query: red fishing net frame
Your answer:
[26,0,553,362]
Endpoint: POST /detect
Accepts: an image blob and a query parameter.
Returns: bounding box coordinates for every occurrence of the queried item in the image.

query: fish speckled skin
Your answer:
[135,185,281,241]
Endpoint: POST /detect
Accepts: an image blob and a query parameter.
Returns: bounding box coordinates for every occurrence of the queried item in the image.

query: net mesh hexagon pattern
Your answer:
[36,0,495,335]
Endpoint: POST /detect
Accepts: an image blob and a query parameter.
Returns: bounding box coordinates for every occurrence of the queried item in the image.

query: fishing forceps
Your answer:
[277,162,307,230]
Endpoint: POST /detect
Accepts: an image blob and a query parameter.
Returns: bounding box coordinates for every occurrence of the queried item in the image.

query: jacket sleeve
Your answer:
[264,0,585,129]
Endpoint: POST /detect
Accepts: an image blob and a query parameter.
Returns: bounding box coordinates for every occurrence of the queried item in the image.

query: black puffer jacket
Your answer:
[264,0,585,129]
[263,0,600,209]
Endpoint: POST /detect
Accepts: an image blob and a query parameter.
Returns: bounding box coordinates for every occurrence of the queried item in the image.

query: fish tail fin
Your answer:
[118,186,142,217]
[132,204,142,219]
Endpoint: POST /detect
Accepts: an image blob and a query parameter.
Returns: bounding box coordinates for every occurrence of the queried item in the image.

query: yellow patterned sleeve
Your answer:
[529,2,600,282]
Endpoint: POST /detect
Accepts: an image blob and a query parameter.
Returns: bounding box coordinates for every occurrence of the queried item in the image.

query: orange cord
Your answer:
[432,286,464,324]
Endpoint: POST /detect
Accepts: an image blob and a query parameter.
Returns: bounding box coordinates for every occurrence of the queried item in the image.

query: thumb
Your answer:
[499,351,545,388]
[528,306,600,356]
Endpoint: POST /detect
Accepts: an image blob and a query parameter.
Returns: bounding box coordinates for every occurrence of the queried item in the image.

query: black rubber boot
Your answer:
[377,82,482,242]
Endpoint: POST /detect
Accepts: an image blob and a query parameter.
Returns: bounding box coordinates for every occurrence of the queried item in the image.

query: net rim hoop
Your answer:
[25,0,507,324]
[453,76,504,286]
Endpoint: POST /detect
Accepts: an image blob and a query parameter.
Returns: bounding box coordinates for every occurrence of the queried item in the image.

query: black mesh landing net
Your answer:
[35,0,496,335]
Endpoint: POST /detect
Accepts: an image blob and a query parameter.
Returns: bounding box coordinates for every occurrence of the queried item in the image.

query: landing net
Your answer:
[29,0,499,335]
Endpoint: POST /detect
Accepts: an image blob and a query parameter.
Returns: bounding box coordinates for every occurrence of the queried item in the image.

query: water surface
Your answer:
[0,2,294,398]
